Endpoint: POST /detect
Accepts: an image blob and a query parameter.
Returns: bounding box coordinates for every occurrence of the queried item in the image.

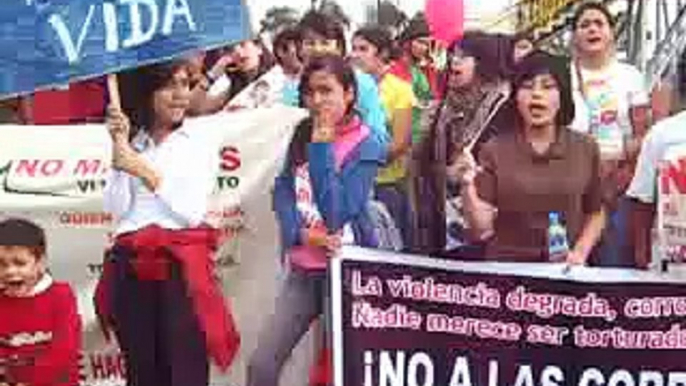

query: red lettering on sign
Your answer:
[220,146,241,172]
[14,160,40,176]
[14,159,65,177]
[74,159,102,176]
[89,352,125,379]
[59,212,113,226]
[661,158,686,195]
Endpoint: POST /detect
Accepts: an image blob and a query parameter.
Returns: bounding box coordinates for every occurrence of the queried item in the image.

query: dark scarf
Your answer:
[411,81,510,255]
[439,83,490,162]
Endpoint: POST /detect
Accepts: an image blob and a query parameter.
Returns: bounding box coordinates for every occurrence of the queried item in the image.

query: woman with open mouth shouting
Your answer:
[454,51,606,265]
[569,1,650,268]
[412,32,512,258]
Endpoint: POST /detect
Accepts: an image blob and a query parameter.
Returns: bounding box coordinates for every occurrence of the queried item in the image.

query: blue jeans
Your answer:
[597,197,636,268]
[375,181,413,251]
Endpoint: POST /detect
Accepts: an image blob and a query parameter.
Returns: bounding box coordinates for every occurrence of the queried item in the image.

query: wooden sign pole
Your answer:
[107,73,121,110]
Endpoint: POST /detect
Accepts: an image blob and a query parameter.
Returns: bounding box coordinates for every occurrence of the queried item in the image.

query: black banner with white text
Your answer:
[331,248,686,386]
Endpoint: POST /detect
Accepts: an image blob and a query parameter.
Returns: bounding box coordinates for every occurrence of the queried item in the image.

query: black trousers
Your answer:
[109,247,209,386]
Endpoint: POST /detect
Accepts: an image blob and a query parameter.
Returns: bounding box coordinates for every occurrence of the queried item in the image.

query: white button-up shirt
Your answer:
[103,124,220,235]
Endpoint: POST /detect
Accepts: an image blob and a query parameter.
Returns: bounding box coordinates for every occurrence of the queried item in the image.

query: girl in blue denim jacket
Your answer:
[246,55,384,386]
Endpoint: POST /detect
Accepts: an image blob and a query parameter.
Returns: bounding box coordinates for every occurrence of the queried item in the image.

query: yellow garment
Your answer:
[377,73,416,185]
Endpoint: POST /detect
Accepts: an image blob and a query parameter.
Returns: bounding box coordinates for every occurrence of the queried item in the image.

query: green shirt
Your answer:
[410,65,434,144]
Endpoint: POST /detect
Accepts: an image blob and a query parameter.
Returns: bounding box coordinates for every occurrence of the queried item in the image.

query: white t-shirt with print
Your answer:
[570,61,649,159]
[627,111,686,267]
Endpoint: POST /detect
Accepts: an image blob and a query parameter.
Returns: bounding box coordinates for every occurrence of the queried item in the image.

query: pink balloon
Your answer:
[425,0,465,44]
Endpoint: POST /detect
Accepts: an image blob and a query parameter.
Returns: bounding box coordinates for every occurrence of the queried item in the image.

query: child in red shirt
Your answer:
[0,218,81,386]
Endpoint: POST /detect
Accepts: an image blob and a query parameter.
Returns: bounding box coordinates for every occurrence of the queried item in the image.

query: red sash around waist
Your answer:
[93,225,240,371]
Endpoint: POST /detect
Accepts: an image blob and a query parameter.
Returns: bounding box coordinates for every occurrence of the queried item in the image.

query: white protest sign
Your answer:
[656,142,686,266]
[0,105,306,385]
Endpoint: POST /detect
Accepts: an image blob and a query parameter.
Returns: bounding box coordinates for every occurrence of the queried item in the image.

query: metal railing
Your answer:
[643,0,686,89]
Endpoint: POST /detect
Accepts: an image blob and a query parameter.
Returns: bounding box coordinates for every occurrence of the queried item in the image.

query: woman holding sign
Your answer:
[246,55,384,386]
[94,60,239,386]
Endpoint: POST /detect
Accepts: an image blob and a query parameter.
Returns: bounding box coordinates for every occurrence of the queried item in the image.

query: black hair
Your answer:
[511,50,575,127]
[237,39,276,71]
[0,218,47,259]
[274,27,301,53]
[572,1,616,31]
[227,39,276,98]
[399,13,430,43]
[506,32,535,74]
[353,26,394,62]
[273,27,301,67]
[289,55,358,167]
[449,31,510,81]
[298,11,347,55]
[118,59,188,137]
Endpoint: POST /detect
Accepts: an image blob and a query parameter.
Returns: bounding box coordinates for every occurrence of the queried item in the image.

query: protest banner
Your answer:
[0,0,248,98]
[0,105,307,385]
[225,66,292,110]
[657,142,686,270]
[331,247,686,386]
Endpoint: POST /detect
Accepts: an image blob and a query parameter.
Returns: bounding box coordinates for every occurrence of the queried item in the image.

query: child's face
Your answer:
[0,246,44,297]
[303,70,354,125]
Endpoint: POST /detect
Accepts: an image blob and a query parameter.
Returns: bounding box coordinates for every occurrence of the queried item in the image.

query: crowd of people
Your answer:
[2,1,686,385]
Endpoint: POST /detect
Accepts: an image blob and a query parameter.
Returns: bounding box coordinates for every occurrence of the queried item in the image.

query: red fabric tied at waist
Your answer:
[129,257,171,281]
[93,225,240,372]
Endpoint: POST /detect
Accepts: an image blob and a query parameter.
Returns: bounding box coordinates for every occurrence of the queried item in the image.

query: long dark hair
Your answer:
[117,60,188,139]
[228,39,276,99]
[287,55,358,168]
[298,11,347,56]
[273,27,301,66]
[353,26,394,62]
[439,32,510,95]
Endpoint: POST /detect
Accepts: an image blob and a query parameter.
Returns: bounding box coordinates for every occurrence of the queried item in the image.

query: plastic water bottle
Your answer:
[547,212,570,262]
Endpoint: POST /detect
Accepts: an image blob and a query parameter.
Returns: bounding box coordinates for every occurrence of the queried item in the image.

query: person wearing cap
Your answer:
[453,51,605,264]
